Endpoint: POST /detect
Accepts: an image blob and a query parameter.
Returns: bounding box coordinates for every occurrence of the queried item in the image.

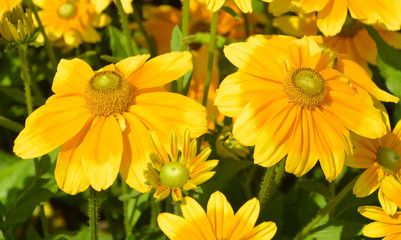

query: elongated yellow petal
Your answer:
[378,187,398,215]
[227,198,260,239]
[233,0,252,13]
[241,221,277,240]
[181,197,215,238]
[115,54,150,79]
[316,0,347,36]
[353,165,380,197]
[381,176,401,209]
[158,213,205,240]
[206,191,234,239]
[359,206,401,224]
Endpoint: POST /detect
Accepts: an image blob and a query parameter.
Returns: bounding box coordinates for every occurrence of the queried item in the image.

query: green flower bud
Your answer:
[159,162,190,189]
[216,125,250,161]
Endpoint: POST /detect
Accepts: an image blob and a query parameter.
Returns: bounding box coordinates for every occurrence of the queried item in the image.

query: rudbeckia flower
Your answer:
[158,191,277,239]
[34,0,110,47]
[215,35,387,181]
[346,119,401,215]
[144,129,218,201]
[265,0,401,36]
[13,52,207,194]
[0,0,21,18]
[358,206,401,239]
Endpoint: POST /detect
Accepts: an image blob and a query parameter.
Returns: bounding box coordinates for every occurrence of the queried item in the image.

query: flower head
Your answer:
[158,191,277,239]
[145,129,218,201]
[215,35,387,181]
[346,119,401,215]
[358,206,401,239]
[34,0,110,47]
[14,52,208,194]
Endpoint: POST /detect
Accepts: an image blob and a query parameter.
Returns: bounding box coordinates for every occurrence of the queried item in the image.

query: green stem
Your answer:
[243,13,250,38]
[0,115,23,132]
[258,159,285,207]
[263,2,274,34]
[180,0,190,52]
[293,177,357,240]
[150,197,160,227]
[115,0,135,56]
[201,11,218,107]
[18,48,33,115]
[27,0,57,74]
[121,181,132,238]
[89,188,99,240]
[40,204,50,240]
[132,4,157,56]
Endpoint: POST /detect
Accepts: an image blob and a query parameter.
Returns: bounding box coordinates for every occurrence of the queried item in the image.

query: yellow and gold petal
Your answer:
[172,188,183,202]
[190,160,219,176]
[273,13,318,38]
[115,54,150,79]
[381,176,401,209]
[158,213,205,240]
[223,43,286,82]
[149,130,170,165]
[154,185,171,200]
[359,206,401,224]
[183,181,197,191]
[214,71,281,118]
[55,119,94,195]
[227,198,260,239]
[300,0,329,12]
[205,0,224,12]
[135,92,207,137]
[52,58,94,95]
[121,0,133,13]
[241,221,277,240]
[81,116,123,191]
[346,148,377,169]
[190,172,216,186]
[80,26,101,43]
[14,96,91,159]
[353,165,380,197]
[378,187,398,216]
[187,147,212,167]
[90,0,112,13]
[362,222,401,238]
[206,191,235,239]
[130,52,192,89]
[181,197,215,238]
[316,0,347,36]
[233,0,252,13]
[324,79,386,139]
[120,112,153,193]
[288,36,322,68]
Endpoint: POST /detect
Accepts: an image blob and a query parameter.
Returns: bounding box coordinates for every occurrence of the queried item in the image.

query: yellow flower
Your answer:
[158,191,277,239]
[346,119,401,215]
[34,0,110,47]
[145,129,218,201]
[215,35,387,181]
[358,206,401,239]
[13,52,208,194]
[90,0,134,14]
[0,0,21,18]
[265,0,401,36]
[204,0,251,13]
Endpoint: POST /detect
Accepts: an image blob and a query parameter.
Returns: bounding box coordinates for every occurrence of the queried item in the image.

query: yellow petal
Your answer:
[121,0,133,13]
[135,92,207,137]
[316,0,347,36]
[90,0,112,13]
[80,26,101,43]
[181,196,215,238]
[233,0,252,13]
[363,222,401,238]
[288,36,322,69]
[359,206,401,223]
[381,176,401,209]
[52,58,94,95]
[241,221,277,240]
[206,191,234,239]
[345,148,377,169]
[14,96,91,159]
[227,198,260,239]
[81,116,123,191]
[273,13,318,37]
[129,52,192,89]
[379,187,398,215]
[190,171,216,186]
[300,0,329,12]
[55,119,94,195]
[157,213,205,240]
[120,112,153,193]
[115,54,150,79]
[154,185,170,200]
[206,0,224,12]
[353,165,380,197]
[172,188,183,202]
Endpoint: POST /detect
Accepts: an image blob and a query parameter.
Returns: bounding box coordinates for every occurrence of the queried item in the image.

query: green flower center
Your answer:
[85,70,134,116]
[159,162,190,189]
[377,147,401,175]
[283,67,327,110]
[58,3,77,19]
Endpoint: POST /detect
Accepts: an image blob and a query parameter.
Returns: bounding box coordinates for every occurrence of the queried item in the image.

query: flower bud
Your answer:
[216,125,250,161]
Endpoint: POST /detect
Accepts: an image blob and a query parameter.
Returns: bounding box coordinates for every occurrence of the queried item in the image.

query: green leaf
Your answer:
[26,226,43,240]
[181,69,193,96]
[297,179,332,199]
[220,6,241,19]
[129,192,150,228]
[108,25,129,60]
[0,115,23,132]
[170,25,182,52]
[304,220,364,240]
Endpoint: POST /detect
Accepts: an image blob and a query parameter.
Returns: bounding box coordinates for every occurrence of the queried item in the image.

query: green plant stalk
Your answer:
[243,13,250,38]
[150,197,160,227]
[27,0,57,74]
[133,4,157,56]
[18,48,33,115]
[258,159,285,207]
[40,203,50,240]
[0,115,23,132]
[202,11,218,106]
[293,177,357,240]
[89,188,99,240]
[121,181,132,238]
[115,0,135,56]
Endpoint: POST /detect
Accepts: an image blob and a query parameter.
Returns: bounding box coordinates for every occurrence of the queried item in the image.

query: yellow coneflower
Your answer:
[359,206,401,239]
[14,52,208,194]
[145,129,218,201]
[158,191,277,240]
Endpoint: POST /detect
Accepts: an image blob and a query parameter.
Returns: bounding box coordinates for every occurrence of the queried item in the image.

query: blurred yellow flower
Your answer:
[265,0,401,36]
[205,0,251,13]
[0,0,21,18]
[34,0,110,47]
[215,35,387,181]
[346,119,401,215]
[14,52,208,194]
[90,0,133,14]
[158,191,277,239]
[145,129,218,201]
[358,206,401,239]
